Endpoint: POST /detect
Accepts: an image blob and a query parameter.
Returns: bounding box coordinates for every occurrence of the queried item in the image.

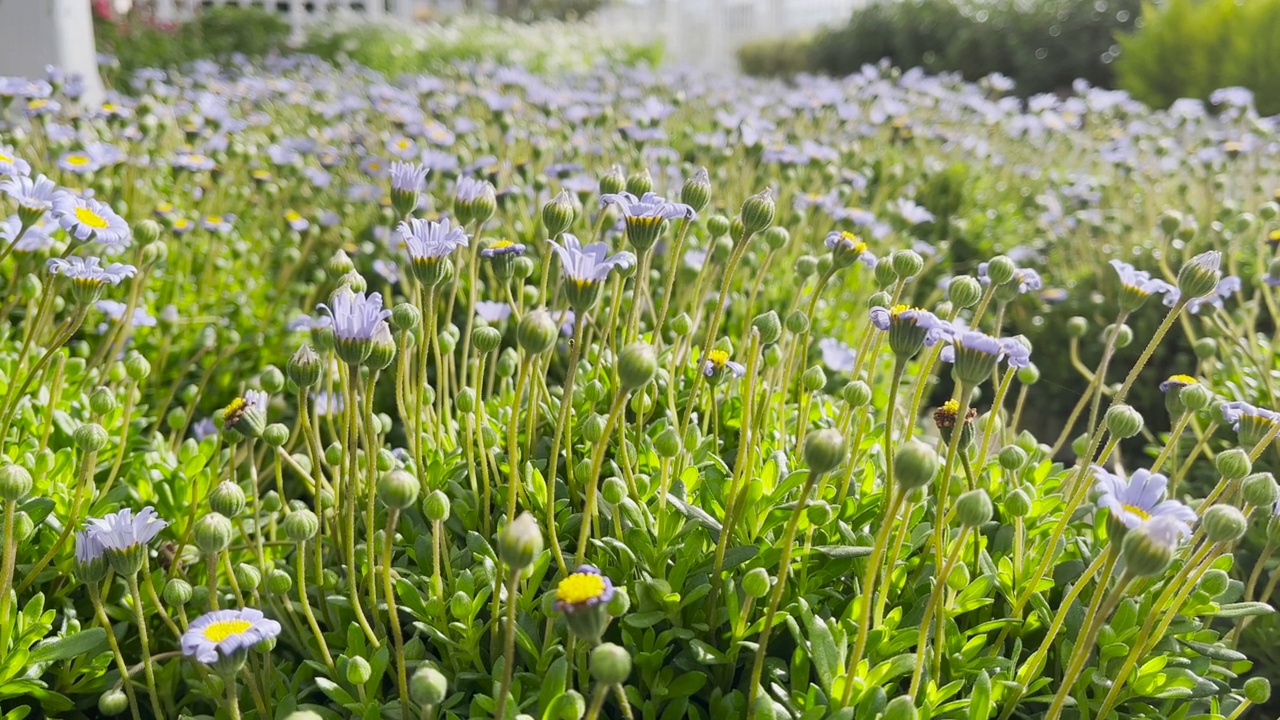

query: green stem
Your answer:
[494,570,522,720]
[127,573,165,720]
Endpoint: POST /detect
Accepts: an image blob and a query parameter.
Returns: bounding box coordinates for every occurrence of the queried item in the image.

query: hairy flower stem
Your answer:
[680,231,754,434]
[127,573,165,720]
[841,488,907,706]
[745,470,824,720]
[295,540,335,673]
[0,501,16,653]
[505,357,532,526]
[18,446,98,594]
[1149,410,1194,474]
[544,318,587,576]
[652,217,691,347]
[931,383,973,571]
[343,364,379,647]
[493,569,522,720]
[382,510,409,713]
[908,527,971,699]
[1044,576,1132,720]
[91,585,142,720]
[575,391,629,566]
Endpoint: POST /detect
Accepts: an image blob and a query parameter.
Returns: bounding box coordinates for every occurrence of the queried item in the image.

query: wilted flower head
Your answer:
[52,192,130,248]
[222,389,268,437]
[480,239,526,259]
[1093,466,1195,536]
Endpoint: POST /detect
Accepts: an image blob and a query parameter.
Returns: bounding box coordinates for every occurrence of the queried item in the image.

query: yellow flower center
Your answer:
[1120,504,1150,521]
[1270,230,1280,242]
[28,99,47,110]
[174,219,191,229]
[156,202,173,213]
[1225,141,1244,153]
[1167,374,1196,385]
[203,619,253,643]
[706,349,729,366]
[252,170,270,180]
[368,162,381,172]
[0,153,11,164]
[285,211,302,222]
[102,103,117,112]
[942,399,960,413]
[557,573,605,605]
[223,397,247,416]
[396,139,410,149]
[74,206,109,230]
[490,240,514,249]
[66,155,89,166]
[206,216,223,225]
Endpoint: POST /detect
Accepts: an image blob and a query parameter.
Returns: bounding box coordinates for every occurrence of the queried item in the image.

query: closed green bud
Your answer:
[681,167,711,213]
[762,226,789,250]
[607,586,631,617]
[346,656,372,685]
[740,188,775,234]
[948,275,982,308]
[1105,405,1144,439]
[424,490,451,522]
[1177,250,1223,299]
[956,489,993,527]
[1016,363,1040,385]
[75,423,109,453]
[626,168,653,196]
[602,477,627,505]
[134,218,162,245]
[894,440,939,490]
[868,291,892,309]
[376,448,395,472]
[1199,568,1230,597]
[194,512,234,554]
[707,214,730,238]
[1260,202,1280,222]
[235,563,261,591]
[473,326,502,354]
[378,469,419,510]
[883,696,918,720]
[803,429,847,475]
[263,423,289,448]
[670,312,692,336]
[18,273,40,301]
[842,380,871,407]
[785,309,809,334]
[1005,488,1032,517]
[283,508,319,543]
[1066,316,1088,338]
[543,190,576,236]
[517,310,558,355]
[801,366,827,393]
[654,428,681,458]
[11,512,32,543]
[1179,383,1212,412]
[1202,504,1247,544]
[324,442,343,467]
[713,235,735,262]
[209,481,247,517]
[287,345,322,388]
[90,387,117,416]
[599,166,626,196]
[254,367,284,397]
[1245,677,1271,704]
[743,567,770,598]
[499,512,543,570]
[456,388,476,414]
[163,578,193,606]
[0,465,32,502]
[99,689,130,716]
[410,666,449,707]
[391,303,421,332]
[795,255,818,278]
[1121,522,1175,577]
[618,342,658,389]
[1158,210,1183,237]
[1243,472,1279,508]
[986,256,1016,285]
[1216,448,1252,481]
[267,568,292,595]
[583,414,606,443]
[1193,337,1218,360]
[339,270,367,294]
[891,249,924,278]
[125,353,151,380]
[998,445,1027,472]
[751,311,781,345]
[873,261,899,288]
[589,643,632,685]
[1104,323,1133,348]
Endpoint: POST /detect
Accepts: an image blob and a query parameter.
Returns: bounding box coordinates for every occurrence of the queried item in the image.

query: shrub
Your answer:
[95,6,290,79]
[1117,0,1280,115]
[736,35,817,77]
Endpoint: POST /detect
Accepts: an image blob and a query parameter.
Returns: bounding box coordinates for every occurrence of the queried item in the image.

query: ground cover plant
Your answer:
[0,52,1277,720]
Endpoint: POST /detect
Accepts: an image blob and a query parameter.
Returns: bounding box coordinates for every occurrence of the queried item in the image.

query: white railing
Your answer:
[149,0,420,38]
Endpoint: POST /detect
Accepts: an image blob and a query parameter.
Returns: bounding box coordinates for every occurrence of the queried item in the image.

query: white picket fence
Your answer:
[147,0,862,72]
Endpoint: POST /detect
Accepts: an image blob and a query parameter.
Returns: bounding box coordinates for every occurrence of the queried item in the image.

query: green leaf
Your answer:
[315,678,357,707]
[971,670,991,720]
[813,545,873,559]
[536,657,568,714]
[29,627,107,665]
[1207,602,1273,618]
[806,614,840,694]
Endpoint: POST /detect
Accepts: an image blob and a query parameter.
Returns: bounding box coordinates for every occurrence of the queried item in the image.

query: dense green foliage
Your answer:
[94,6,291,78]
[1117,0,1280,116]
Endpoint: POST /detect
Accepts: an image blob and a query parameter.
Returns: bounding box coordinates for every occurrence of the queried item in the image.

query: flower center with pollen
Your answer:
[203,619,253,643]
[1166,374,1196,386]
[74,206,109,230]
[1121,504,1151,521]
[557,573,605,605]
[706,349,729,367]
[0,153,11,164]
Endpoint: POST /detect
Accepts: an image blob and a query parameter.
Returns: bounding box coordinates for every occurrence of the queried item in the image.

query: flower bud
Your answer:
[378,469,419,510]
[1215,448,1252,481]
[283,508,319,543]
[589,643,632,685]
[1121,522,1175,577]
[762,226,789,250]
[1177,250,1222,299]
[90,387,117,416]
[891,249,924,279]
[842,381,872,407]
[268,568,292,595]
[795,255,818,278]
[99,689,130,716]
[803,429,847,475]
[0,465,32,503]
[499,512,543,570]
[956,489,993,527]
[235,563,261,591]
[1104,322,1134,348]
[1179,383,1212,412]
[424,490,451,522]
[743,567,770,598]
[1158,210,1183,237]
[1202,505,1247,544]
[1243,473,1279,508]
[669,312,692,336]
[1066,316,1088,338]
[263,423,289,448]
[324,442,343,467]
[163,578,192,606]
[801,366,826,393]
[209,481,247,517]
[785,309,809,334]
[894,440,939,490]
[998,445,1027,472]
[346,656,372,685]
[740,188,775,234]
[618,342,658,390]
[883,696,918,720]
[706,214,730,238]
[654,428,681,458]
[681,167,711,213]
[1199,568,1230,598]
[11,511,31,543]
[1193,337,1218,360]
[582,414,606,443]
[124,352,151,380]
[874,261,898,289]
[473,326,502,354]
[410,666,449,707]
[986,256,1016,285]
[194,512,234,554]
[1105,404,1144,439]
[75,423,109,453]
[1245,677,1271,704]
[946,275,982,308]
[288,345,322,388]
[607,586,631,617]
[543,190,576,236]
[1005,488,1032,518]
[1016,363,1040,385]
[602,477,627,505]
[751,311,781,345]
[390,303,421,333]
[517,310,558,355]
[133,218,162,245]
[625,168,653,196]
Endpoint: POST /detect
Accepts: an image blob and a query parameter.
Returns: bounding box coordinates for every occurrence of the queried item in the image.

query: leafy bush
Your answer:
[95,6,291,79]
[1117,0,1280,116]
[736,35,817,77]
[807,0,1142,94]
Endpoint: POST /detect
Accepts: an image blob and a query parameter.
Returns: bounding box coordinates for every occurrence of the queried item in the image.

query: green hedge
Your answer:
[1117,0,1280,115]
[96,6,291,78]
